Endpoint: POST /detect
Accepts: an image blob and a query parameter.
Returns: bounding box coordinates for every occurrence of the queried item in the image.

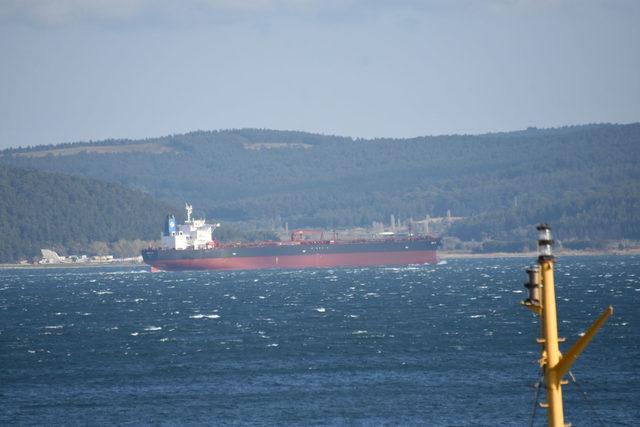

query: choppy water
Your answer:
[1,257,639,425]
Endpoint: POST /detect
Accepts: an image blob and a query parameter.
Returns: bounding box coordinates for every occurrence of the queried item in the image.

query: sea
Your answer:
[1,256,639,426]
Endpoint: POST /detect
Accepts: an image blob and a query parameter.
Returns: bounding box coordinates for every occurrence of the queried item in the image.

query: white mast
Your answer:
[185,203,193,224]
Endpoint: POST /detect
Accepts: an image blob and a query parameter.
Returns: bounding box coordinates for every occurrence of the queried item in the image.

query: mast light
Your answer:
[524,265,541,305]
[537,224,553,258]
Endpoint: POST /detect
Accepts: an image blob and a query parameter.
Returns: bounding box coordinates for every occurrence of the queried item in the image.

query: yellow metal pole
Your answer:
[522,224,612,427]
[540,257,565,427]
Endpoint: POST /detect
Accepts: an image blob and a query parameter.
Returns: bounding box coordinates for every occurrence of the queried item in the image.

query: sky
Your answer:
[0,0,639,148]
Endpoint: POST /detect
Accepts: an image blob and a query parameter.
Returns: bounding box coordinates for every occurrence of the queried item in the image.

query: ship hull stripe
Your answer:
[146,250,438,271]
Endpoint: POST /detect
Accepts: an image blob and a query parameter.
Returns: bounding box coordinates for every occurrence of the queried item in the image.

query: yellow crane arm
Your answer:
[553,306,613,379]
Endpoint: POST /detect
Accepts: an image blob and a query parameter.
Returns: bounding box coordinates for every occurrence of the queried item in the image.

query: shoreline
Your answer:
[1,249,639,269]
[439,248,640,260]
[0,262,146,270]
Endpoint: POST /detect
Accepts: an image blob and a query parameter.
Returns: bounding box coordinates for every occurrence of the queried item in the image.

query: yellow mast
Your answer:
[522,224,612,427]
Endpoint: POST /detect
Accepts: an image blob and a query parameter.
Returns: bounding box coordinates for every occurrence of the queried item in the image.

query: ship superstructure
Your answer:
[161,204,219,250]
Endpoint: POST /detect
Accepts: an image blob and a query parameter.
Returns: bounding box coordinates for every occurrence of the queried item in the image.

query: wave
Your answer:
[189,314,220,319]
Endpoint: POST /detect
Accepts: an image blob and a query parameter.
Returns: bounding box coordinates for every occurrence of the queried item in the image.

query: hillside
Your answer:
[2,124,639,243]
[0,165,178,262]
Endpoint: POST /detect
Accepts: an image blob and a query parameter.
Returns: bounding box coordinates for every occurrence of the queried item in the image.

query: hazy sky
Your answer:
[1,0,639,148]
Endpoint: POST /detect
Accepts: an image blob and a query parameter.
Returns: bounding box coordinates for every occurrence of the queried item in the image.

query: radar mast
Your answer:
[185,203,193,223]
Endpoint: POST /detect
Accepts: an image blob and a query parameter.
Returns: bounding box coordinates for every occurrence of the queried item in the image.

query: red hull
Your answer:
[151,250,438,271]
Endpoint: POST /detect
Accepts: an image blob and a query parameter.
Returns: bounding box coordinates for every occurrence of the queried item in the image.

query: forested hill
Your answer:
[0,165,177,262]
[2,123,639,242]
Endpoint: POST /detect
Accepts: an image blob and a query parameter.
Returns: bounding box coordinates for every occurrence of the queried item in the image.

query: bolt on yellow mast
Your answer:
[521,224,613,427]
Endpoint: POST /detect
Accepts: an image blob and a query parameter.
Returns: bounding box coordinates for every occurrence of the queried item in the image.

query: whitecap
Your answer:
[315,307,326,313]
[470,314,485,319]
[144,326,162,331]
[44,325,63,329]
[130,332,139,336]
[267,343,279,347]
[352,330,368,335]
[189,314,220,319]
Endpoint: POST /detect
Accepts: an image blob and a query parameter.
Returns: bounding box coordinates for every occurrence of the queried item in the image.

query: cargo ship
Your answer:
[142,204,441,271]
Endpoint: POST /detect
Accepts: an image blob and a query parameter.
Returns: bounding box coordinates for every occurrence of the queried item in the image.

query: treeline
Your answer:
[2,123,639,244]
[0,165,177,262]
